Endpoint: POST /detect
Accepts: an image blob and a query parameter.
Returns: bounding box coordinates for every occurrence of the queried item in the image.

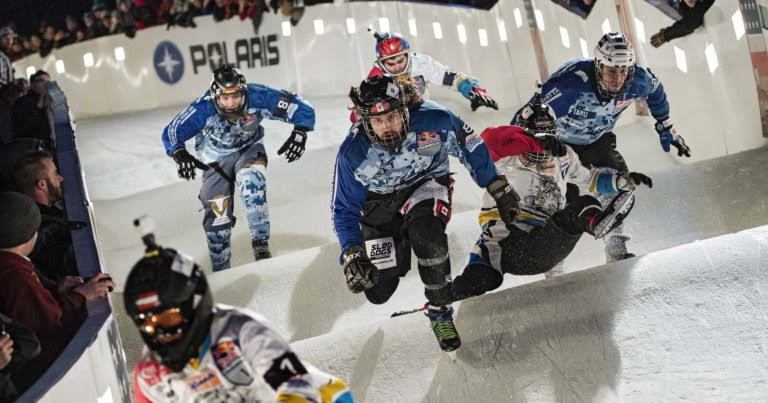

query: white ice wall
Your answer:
[13,1,763,159]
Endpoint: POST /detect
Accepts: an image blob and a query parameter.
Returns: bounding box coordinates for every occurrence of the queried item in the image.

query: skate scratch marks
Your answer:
[535,344,583,401]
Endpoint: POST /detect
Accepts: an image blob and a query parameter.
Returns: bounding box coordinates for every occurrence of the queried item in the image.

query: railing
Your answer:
[18,82,130,403]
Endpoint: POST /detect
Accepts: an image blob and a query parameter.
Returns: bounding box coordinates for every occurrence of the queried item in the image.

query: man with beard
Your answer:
[12,150,78,281]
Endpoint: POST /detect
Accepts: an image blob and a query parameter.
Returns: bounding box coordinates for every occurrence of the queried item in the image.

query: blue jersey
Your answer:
[162,83,315,162]
[512,59,670,145]
[330,100,497,253]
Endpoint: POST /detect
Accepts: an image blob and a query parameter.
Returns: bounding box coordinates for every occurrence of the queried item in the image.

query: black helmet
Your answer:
[210,64,248,121]
[349,75,409,151]
[517,82,559,163]
[124,218,213,372]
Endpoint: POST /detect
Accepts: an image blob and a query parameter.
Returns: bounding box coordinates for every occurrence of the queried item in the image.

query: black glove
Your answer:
[468,87,498,111]
[341,245,380,293]
[172,148,207,180]
[617,172,653,191]
[278,127,308,163]
[535,134,567,158]
[650,31,665,48]
[486,175,520,228]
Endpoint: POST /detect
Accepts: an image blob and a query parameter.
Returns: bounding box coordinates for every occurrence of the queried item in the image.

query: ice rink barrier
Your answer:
[18,82,131,402]
[11,1,766,161]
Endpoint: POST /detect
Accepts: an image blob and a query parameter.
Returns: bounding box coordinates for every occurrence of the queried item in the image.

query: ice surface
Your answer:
[78,95,768,400]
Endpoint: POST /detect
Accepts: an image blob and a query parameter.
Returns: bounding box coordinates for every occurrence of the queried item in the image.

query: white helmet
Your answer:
[594,32,635,98]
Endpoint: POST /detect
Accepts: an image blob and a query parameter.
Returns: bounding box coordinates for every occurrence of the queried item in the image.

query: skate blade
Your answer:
[594,192,635,239]
[446,350,457,362]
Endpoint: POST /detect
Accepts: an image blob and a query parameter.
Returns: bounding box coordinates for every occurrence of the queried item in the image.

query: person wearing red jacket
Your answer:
[450,91,652,301]
[0,191,114,391]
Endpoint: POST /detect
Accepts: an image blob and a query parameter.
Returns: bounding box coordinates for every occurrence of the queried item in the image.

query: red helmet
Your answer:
[374,32,412,76]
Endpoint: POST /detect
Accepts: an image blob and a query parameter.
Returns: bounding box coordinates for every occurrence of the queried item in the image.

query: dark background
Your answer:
[0,0,112,36]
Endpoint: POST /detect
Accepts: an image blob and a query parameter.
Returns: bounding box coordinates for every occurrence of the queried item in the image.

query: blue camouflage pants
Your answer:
[199,142,269,271]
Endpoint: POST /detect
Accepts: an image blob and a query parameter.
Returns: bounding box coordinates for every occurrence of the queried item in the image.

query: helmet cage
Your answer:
[594,33,636,98]
[351,77,410,151]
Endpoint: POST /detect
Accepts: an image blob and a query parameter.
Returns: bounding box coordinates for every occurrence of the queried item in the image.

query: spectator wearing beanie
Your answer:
[0,192,114,392]
[12,151,79,281]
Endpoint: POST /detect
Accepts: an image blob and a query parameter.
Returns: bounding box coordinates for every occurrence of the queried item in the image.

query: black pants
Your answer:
[451,194,600,302]
[360,176,454,306]
[567,131,628,172]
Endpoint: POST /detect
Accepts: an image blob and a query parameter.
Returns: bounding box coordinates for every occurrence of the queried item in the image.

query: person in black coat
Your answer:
[0,313,41,401]
[651,0,715,47]
[12,71,52,151]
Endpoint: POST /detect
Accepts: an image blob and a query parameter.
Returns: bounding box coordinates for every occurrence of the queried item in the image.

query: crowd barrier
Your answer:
[18,82,130,403]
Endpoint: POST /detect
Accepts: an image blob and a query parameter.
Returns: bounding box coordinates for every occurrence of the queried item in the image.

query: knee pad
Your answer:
[364,276,399,305]
[407,215,448,260]
[236,164,267,204]
[203,194,234,231]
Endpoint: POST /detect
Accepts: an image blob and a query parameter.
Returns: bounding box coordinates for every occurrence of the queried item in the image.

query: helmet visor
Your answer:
[138,307,185,343]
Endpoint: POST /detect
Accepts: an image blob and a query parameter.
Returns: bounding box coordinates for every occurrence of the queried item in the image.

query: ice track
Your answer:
[78,96,768,401]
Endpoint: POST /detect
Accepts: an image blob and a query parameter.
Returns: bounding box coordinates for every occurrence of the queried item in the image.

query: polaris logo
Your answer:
[189,35,280,74]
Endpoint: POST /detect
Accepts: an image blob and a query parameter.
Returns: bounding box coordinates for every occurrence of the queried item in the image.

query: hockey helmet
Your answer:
[210,64,248,121]
[374,32,412,77]
[517,82,559,163]
[594,32,636,98]
[350,75,410,151]
[124,218,214,372]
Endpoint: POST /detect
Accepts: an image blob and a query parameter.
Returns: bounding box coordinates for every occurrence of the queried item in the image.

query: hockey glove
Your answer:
[655,118,691,157]
[468,87,499,111]
[486,175,520,228]
[617,172,653,191]
[342,245,380,293]
[534,134,568,158]
[278,127,308,163]
[172,148,207,181]
[650,31,665,48]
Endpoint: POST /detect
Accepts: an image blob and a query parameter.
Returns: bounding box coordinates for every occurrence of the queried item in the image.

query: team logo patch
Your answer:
[536,162,557,176]
[542,87,561,102]
[212,340,254,386]
[135,291,160,310]
[365,237,397,270]
[209,195,231,226]
[417,131,441,155]
[464,133,483,152]
[371,101,390,114]
[184,369,222,393]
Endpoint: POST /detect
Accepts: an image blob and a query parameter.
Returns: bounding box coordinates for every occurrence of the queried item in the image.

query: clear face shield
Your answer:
[377,52,411,78]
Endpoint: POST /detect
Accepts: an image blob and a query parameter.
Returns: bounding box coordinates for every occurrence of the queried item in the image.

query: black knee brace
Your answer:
[407,215,452,306]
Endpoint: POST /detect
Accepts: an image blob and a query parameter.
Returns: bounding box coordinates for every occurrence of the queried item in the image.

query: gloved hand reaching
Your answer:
[341,245,380,293]
[278,126,309,163]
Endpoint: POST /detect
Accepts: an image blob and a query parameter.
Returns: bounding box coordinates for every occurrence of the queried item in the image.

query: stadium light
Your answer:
[282,21,292,36]
[346,18,356,34]
[114,47,125,61]
[408,19,418,36]
[83,52,95,67]
[559,26,570,48]
[314,19,325,35]
[478,28,488,47]
[433,22,443,39]
[457,24,467,44]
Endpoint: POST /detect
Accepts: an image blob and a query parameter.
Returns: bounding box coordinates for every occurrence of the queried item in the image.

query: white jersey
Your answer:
[133,304,352,403]
[367,52,472,97]
[479,126,618,232]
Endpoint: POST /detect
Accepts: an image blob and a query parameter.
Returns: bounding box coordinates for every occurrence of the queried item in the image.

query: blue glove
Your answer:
[655,118,691,157]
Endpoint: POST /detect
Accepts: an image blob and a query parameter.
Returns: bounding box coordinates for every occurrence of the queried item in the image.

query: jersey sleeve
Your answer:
[161,94,213,156]
[248,84,316,130]
[330,135,369,256]
[566,147,619,195]
[413,53,475,97]
[639,67,671,120]
[511,66,579,125]
[444,112,497,187]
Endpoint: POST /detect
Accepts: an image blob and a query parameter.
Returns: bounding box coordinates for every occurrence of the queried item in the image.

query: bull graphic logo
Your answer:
[209,195,231,226]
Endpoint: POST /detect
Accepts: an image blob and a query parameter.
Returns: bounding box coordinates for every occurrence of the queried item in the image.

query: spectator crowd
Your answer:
[0,0,329,63]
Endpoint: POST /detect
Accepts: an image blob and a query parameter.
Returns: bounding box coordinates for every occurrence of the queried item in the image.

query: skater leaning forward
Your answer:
[330,75,519,352]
